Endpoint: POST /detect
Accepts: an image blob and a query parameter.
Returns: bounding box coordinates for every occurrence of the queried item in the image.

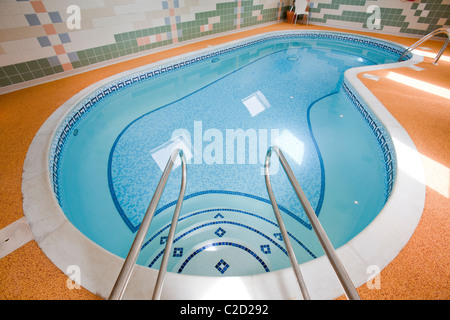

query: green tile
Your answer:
[72,61,81,69]
[52,65,63,73]
[10,74,24,84]
[25,60,40,71]
[37,58,51,68]
[21,72,35,81]
[42,67,55,76]
[15,62,30,73]
[86,48,95,58]
[101,45,111,54]
[3,65,19,76]
[94,47,103,56]
[109,43,118,52]
[31,70,44,78]
[0,77,12,87]
[77,50,88,60]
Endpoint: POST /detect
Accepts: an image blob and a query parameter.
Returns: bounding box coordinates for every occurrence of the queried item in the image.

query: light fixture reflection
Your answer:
[241,90,271,117]
[150,134,193,171]
[274,130,305,165]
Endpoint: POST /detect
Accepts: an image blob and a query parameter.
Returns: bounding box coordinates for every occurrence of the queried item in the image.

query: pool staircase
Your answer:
[109,147,360,300]
[397,27,450,65]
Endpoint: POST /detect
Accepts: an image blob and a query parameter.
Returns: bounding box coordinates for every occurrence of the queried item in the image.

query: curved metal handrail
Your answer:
[398,27,450,65]
[264,146,360,300]
[109,148,187,300]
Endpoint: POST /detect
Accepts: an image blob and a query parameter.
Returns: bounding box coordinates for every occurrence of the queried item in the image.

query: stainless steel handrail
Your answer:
[397,27,450,65]
[109,148,187,300]
[264,148,311,300]
[264,146,360,300]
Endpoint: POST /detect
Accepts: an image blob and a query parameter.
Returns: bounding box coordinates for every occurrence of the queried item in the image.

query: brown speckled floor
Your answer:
[0,23,448,300]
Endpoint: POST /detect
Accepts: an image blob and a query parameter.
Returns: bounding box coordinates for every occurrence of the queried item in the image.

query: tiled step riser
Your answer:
[137,208,319,276]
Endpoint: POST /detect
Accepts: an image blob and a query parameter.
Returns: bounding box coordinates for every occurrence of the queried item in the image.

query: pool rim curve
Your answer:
[22,30,426,300]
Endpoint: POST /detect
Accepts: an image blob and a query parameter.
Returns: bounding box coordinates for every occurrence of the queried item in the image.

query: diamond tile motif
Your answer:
[173,247,183,257]
[160,236,168,244]
[215,259,229,274]
[214,227,226,237]
[274,233,283,241]
[260,244,271,254]
[214,213,224,219]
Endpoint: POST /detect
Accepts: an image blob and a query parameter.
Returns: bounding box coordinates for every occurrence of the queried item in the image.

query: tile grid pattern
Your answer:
[0,0,288,88]
[309,0,449,36]
[1,0,449,89]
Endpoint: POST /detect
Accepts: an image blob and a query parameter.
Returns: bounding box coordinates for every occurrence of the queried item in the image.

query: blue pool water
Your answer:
[56,34,399,276]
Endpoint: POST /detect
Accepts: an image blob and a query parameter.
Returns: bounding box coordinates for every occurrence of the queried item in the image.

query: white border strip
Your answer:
[22,30,425,300]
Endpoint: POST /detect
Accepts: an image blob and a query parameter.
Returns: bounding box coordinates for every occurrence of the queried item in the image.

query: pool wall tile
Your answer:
[1,0,448,91]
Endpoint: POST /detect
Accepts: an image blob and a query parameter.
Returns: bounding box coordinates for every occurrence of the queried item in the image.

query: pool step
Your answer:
[136,208,317,277]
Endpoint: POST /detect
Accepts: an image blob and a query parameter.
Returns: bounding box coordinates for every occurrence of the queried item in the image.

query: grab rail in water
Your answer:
[264,146,360,300]
[397,27,450,65]
[109,148,187,300]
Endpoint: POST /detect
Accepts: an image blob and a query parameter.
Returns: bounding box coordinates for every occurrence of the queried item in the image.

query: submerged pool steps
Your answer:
[110,147,360,300]
[139,207,295,276]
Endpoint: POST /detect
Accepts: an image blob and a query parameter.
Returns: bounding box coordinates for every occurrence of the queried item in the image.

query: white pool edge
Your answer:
[22,30,426,300]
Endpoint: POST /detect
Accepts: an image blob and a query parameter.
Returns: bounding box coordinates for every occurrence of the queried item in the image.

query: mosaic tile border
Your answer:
[49,31,404,229]
[342,79,396,199]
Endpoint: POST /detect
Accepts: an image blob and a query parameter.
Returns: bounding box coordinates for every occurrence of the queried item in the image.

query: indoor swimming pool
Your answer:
[23,30,425,299]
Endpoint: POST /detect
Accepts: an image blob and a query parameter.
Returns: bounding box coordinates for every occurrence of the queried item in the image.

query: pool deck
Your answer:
[0,22,448,300]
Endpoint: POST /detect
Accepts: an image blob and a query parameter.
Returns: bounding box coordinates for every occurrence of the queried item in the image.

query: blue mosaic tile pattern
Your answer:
[141,208,316,270]
[173,247,183,257]
[215,259,230,274]
[178,242,270,274]
[141,210,293,275]
[214,227,226,237]
[260,244,271,254]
